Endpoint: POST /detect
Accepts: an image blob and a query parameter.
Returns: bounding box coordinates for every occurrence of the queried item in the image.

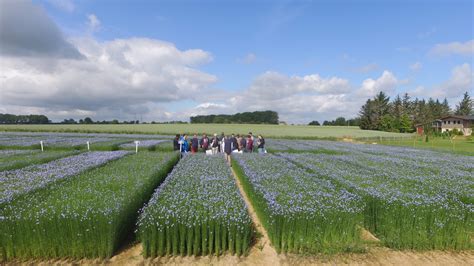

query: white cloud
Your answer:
[188,72,359,124]
[195,102,227,109]
[87,14,101,32]
[429,40,474,57]
[408,86,427,97]
[237,53,257,64]
[410,62,422,71]
[0,37,217,118]
[432,63,473,98]
[46,0,75,12]
[357,71,399,97]
[247,71,351,100]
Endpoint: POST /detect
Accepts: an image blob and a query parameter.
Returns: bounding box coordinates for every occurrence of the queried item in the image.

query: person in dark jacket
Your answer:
[239,135,247,152]
[173,134,180,151]
[200,133,209,152]
[191,134,199,153]
[231,133,238,151]
[224,135,232,166]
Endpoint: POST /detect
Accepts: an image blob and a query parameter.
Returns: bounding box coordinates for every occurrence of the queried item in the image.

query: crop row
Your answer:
[0,135,116,147]
[0,151,129,205]
[138,154,253,257]
[232,153,364,254]
[0,132,171,148]
[0,131,172,140]
[0,150,37,156]
[278,152,473,250]
[0,150,79,172]
[0,152,179,260]
[119,139,167,148]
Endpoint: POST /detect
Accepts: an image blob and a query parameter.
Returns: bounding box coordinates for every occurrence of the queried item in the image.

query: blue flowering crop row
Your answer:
[119,139,167,148]
[137,154,253,257]
[232,153,364,254]
[0,152,179,260]
[0,132,171,149]
[0,151,129,205]
[278,150,473,250]
[0,150,80,171]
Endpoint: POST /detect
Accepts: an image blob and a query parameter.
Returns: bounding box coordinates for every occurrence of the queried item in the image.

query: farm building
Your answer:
[415,115,473,136]
[435,115,473,136]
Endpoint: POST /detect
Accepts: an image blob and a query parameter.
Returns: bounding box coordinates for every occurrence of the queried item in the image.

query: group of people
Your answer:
[173,132,266,165]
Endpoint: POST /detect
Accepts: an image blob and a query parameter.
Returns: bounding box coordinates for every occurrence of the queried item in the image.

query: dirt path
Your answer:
[229,166,280,265]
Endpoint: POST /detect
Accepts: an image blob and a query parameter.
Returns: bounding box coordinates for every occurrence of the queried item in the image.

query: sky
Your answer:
[0,0,473,123]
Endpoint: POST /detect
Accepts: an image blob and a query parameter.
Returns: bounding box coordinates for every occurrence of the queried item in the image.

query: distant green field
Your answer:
[372,136,474,155]
[0,124,412,139]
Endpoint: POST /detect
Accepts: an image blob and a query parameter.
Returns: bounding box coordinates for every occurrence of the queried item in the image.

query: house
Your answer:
[438,115,474,136]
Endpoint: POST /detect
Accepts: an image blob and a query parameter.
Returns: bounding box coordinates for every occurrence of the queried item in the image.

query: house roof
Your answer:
[439,115,474,121]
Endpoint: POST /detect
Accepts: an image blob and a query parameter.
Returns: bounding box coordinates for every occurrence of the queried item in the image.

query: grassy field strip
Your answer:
[278,152,473,250]
[0,152,179,260]
[0,150,80,172]
[138,154,253,257]
[376,137,474,155]
[0,124,412,139]
[232,154,364,254]
[0,151,129,205]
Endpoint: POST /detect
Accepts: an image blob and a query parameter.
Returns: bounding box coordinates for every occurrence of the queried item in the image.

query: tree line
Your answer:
[61,118,187,124]
[190,110,279,124]
[309,117,361,126]
[0,114,50,124]
[358,91,473,133]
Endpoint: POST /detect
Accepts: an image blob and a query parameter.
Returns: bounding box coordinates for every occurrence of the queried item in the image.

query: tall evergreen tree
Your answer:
[455,92,473,116]
[441,98,451,116]
[359,99,374,130]
[427,98,437,122]
[402,93,411,115]
[358,91,468,133]
[391,94,403,131]
[372,91,390,130]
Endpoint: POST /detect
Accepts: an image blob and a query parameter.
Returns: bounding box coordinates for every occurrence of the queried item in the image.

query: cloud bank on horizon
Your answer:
[0,0,473,123]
